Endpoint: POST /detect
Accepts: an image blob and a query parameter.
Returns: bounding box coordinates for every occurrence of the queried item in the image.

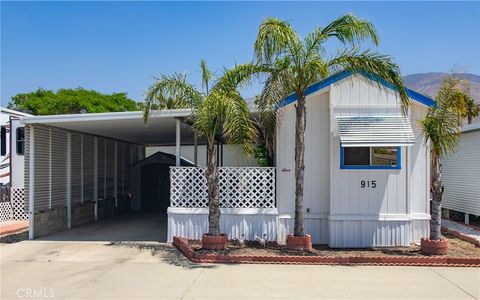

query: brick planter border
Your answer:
[172,236,480,267]
[442,226,480,247]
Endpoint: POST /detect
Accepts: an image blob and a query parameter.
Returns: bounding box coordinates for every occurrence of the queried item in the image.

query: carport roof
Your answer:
[22,109,199,146]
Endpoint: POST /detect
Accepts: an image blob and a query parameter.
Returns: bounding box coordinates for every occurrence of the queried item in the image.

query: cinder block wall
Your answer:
[34,208,68,237]
[33,196,131,238]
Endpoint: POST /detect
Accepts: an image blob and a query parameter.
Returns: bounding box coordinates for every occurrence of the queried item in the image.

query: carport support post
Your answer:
[114,141,118,208]
[28,126,35,240]
[175,119,181,166]
[94,137,98,221]
[67,133,72,229]
[193,129,198,166]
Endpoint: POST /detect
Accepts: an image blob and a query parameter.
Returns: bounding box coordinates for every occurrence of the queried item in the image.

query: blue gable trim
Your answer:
[276,70,435,108]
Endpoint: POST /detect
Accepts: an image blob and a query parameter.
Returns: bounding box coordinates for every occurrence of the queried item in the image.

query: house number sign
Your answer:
[361,180,376,188]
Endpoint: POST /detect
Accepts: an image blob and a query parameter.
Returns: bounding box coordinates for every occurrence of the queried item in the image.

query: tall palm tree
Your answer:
[420,75,468,241]
[143,60,257,236]
[227,15,411,237]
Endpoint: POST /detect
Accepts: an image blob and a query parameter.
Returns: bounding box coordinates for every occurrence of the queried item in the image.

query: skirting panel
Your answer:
[411,219,429,243]
[329,220,411,247]
[168,208,279,242]
[277,216,329,244]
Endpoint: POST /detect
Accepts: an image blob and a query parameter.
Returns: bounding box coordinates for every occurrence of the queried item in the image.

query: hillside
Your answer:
[403,73,480,101]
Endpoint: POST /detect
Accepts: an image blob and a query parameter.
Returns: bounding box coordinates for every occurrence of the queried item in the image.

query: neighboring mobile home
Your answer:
[1,107,30,222]
[20,71,435,248]
[1,107,31,188]
[442,123,480,224]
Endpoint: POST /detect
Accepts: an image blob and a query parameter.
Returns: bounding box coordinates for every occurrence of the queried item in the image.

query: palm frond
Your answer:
[143,73,202,123]
[256,68,292,155]
[195,90,258,155]
[212,63,271,94]
[254,18,300,64]
[320,14,379,46]
[200,59,214,93]
[420,74,467,156]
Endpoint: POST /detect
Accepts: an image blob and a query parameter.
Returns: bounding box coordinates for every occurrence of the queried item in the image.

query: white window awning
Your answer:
[336,116,415,147]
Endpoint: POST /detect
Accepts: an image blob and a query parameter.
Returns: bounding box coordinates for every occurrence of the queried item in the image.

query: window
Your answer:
[341,146,400,170]
[1,126,6,156]
[16,127,25,155]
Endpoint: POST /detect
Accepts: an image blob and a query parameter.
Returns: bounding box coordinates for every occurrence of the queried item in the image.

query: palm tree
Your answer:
[464,94,480,124]
[232,15,411,237]
[143,60,257,236]
[420,75,468,241]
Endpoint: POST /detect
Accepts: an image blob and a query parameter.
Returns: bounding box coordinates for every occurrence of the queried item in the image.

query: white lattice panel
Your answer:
[0,201,13,222]
[11,188,28,220]
[170,167,208,208]
[170,167,275,208]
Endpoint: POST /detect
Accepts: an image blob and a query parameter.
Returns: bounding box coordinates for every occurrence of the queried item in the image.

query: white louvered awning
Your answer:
[336,116,415,147]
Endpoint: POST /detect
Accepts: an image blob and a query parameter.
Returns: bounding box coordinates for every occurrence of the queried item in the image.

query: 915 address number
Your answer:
[361,180,376,188]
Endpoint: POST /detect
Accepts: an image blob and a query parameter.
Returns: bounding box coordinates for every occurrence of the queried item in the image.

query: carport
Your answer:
[22,109,200,241]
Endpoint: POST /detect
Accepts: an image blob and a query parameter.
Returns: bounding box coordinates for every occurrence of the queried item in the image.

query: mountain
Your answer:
[403,72,480,102]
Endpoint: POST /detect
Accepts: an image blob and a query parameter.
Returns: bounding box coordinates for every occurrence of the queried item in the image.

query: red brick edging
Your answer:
[0,221,28,237]
[172,236,480,267]
[442,226,480,247]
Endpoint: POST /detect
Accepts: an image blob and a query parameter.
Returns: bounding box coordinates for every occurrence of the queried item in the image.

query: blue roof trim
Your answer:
[276,70,435,109]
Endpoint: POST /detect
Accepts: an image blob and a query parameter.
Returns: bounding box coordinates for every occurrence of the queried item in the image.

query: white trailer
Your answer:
[1,107,31,221]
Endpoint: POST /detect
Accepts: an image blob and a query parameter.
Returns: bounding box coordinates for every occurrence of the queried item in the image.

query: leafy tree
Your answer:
[7,88,138,115]
[143,60,257,236]
[420,75,469,241]
[225,15,410,237]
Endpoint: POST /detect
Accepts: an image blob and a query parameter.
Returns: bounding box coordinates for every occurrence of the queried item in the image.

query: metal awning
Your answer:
[336,115,415,147]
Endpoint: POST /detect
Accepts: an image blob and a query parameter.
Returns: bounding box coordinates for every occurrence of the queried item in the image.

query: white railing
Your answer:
[170,167,275,208]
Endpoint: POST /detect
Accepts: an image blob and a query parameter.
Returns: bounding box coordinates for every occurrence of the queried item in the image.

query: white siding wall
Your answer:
[408,103,430,241]
[276,91,331,244]
[442,128,480,216]
[329,76,412,246]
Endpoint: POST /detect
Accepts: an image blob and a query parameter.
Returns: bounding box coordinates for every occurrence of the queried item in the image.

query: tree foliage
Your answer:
[143,61,258,236]
[7,88,138,115]
[225,14,409,237]
[420,74,470,241]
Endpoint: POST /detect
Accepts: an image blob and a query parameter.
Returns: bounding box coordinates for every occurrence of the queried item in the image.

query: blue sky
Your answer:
[1,1,479,105]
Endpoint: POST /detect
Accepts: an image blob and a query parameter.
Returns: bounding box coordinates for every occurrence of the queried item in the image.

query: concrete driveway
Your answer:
[35,212,168,243]
[1,215,479,299]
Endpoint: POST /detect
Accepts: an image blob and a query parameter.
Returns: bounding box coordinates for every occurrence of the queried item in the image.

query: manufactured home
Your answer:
[20,71,435,247]
[442,122,480,224]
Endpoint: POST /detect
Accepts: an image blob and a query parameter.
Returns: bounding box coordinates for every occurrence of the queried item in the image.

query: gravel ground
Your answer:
[192,233,480,258]
[442,219,480,244]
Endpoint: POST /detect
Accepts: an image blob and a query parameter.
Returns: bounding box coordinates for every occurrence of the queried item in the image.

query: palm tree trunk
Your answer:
[294,95,306,237]
[206,140,221,236]
[430,153,443,240]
